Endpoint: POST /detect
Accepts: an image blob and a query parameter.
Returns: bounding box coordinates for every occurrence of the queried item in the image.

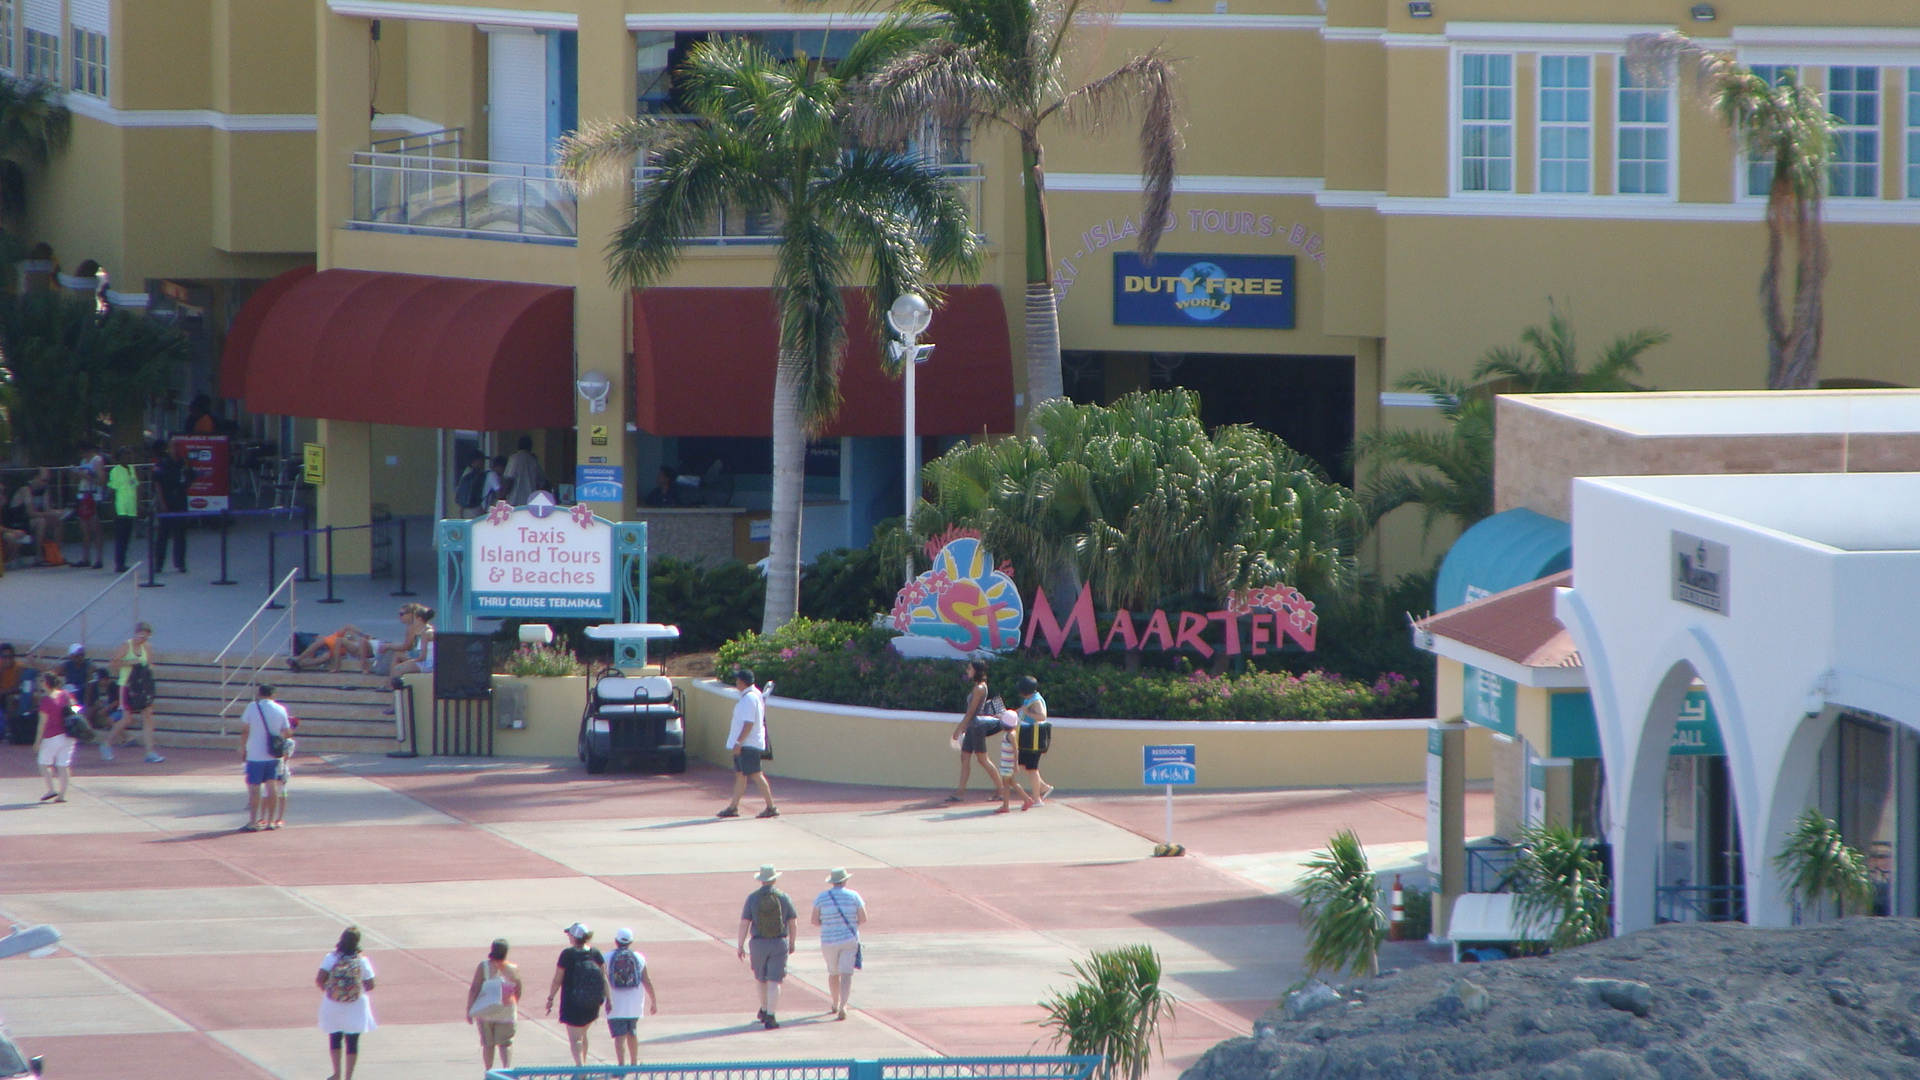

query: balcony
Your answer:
[349,130,578,245]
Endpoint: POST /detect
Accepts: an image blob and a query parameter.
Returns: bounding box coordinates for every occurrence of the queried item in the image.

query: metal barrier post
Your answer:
[392,518,417,596]
[266,532,284,608]
[299,503,318,583]
[140,515,163,588]
[318,525,343,604]
[212,511,236,585]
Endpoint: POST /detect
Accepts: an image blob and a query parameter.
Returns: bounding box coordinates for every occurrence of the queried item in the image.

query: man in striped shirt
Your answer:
[810,867,867,1020]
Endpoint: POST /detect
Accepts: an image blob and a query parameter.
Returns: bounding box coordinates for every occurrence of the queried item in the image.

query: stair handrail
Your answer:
[22,561,145,662]
[213,568,300,730]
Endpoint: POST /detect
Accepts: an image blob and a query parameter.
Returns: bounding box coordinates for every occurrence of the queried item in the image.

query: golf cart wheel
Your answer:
[665,750,688,774]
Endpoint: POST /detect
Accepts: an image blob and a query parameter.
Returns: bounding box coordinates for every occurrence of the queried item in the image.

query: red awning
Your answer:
[219,264,314,400]
[227,269,575,431]
[632,286,1015,437]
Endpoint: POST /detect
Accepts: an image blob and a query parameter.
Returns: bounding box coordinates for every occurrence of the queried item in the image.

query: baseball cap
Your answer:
[614,927,633,944]
[564,921,590,940]
[67,643,84,656]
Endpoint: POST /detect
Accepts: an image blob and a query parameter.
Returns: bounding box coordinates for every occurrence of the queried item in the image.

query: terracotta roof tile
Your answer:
[1415,570,1581,670]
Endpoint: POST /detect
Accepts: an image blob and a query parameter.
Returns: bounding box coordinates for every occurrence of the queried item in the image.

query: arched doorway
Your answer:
[1657,680,1744,923]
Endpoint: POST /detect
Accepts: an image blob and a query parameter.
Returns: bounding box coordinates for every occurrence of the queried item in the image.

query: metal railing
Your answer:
[488,1056,1103,1080]
[211,568,300,732]
[1466,843,1520,893]
[631,160,987,245]
[1655,883,1747,924]
[370,126,463,158]
[21,562,145,664]
[350,151,578,242]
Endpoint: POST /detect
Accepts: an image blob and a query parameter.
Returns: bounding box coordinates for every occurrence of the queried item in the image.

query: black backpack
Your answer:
[563,950,605,1011]
[124,664,157,711]
[455,468,485,509]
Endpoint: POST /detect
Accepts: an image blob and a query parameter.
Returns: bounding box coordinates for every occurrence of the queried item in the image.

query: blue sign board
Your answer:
[1112,252,1296,329]
[1143,744,1197,786]
[575,465,624,503]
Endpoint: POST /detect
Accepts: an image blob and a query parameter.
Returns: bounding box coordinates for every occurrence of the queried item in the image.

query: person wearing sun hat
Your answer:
[605,927,656,1066]
[811,868,867,1020]
[546,922,606,1065]
[737,864,798,1029]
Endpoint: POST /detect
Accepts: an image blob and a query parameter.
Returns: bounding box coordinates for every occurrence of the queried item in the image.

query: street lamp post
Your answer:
[886,293,934,547]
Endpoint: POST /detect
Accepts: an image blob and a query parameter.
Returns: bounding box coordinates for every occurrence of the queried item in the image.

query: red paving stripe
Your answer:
[11,1031,274,1080]
[97,948,468,1030]
[210,823,576,886]
[4,857,259,893]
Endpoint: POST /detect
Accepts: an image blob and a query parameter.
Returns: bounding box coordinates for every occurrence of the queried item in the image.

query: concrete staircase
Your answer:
[147,658,400,754]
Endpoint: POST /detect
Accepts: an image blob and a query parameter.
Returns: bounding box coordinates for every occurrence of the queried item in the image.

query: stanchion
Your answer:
[318,525,343,604]
[391,518,417,597]
[139,515,163,588]
[299,503,318,583]
[266,532,283,608]
[211,511,236,585]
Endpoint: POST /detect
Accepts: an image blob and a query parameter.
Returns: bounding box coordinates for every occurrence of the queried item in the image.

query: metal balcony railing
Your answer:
[1655,883,1747,924]
[631,160,987,246]
[349,150,577,244]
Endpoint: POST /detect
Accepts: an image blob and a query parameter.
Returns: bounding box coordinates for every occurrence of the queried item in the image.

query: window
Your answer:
[0,2,14,73]
[1460,53,1514,192]
[1744,65,1795,196]
[1907,68,1920,197]
[22,27,53,80]
[1827,66,1879,198]
[1538,55,1592,193]
[1617,56,1670,195]
[70,27,105,97]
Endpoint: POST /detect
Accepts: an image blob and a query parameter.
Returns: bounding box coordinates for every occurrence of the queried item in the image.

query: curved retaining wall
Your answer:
[684,680,1493,790]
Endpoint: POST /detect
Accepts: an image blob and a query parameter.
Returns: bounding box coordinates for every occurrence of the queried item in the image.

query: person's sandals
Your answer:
[994,804,1012,814]
[1037,784,1055,803]
[757,1009,769,1023]
[242,821,267,832]
[943,793,964,803]
[836,1008,848,1021]
[38,791,57,802]
[1020,798,1036,811]
[756,806,780,818]
[716,807,740,818]
[763,1014,779,1030]
[270,820,285,829]
[52,795,65,803]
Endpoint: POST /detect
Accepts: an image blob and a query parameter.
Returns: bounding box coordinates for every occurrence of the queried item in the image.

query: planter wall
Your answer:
[489,674,588,758]
[684,680,1493,790]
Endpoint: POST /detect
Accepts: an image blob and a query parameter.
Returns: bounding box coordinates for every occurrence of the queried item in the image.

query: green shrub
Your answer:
[800,544,899,623]
[646,557,766,651]
[501,642,586,677]
[714,619,1419,721]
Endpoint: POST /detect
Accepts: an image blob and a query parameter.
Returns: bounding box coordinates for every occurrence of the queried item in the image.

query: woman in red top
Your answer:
[34,670,78,802]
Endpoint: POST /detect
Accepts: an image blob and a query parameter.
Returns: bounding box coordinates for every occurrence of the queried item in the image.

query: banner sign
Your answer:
[889,529,1024,652]
[1025,581,1316,658]
[1112,252,1295,329]
[470,493,615,616]
[170,435,230,512]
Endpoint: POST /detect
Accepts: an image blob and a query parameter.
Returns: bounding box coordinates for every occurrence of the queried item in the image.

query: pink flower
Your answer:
[570,503,597,528]
[486,501,513,525]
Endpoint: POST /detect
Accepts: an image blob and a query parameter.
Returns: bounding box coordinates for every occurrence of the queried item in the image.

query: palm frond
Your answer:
[1051,50,1181,259]
[1511,824,1610,950]
[772,210,852,432]
[1776,808,1875,917]
[556,115,676,195]
[1297,830,1385,979]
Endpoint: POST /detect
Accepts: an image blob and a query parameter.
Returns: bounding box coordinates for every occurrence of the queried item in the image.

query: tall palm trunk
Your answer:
[1021,135,1064,412]
[763,353,807,632]
[1759,155,1828,390]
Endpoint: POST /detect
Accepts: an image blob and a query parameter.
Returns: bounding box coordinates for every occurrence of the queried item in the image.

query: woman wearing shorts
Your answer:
[106,621,162,763]
[1011,676,1055,805]
[466,938,522,1073]
[34,671,78,802]
[948,660,1006,806]
[316,927,377,1080]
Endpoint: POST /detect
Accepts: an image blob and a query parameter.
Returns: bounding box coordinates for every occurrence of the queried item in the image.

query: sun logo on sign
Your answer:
[890,531,1023,653]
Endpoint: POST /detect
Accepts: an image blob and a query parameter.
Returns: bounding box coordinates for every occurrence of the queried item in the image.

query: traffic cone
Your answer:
[1388,874,1406,941]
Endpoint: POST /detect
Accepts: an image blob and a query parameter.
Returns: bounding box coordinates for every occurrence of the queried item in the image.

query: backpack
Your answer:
[608,947,642,989]
[124,663,156,711]
[752,888,788,938]
[563,949,606,1011]
[455,468,485,509]
[324,954,364,1003]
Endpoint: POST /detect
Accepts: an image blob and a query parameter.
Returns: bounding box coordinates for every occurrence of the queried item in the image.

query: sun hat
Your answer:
[614,927,634,944]
[564,921,591,941]
[755,864,781,882]
[827,868,852,885]
[67,643,84,655]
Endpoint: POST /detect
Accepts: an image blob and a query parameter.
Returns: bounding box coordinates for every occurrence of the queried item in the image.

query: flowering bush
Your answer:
[715,620,1419,721]
[501,642,586,678]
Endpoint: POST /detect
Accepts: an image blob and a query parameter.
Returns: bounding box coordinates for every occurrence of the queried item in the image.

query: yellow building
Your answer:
[26,1,1920,574]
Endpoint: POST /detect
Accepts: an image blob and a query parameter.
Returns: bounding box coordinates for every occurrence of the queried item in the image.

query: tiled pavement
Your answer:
[0,747,1492,1080]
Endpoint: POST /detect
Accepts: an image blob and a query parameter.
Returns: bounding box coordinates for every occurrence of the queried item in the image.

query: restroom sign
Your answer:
[1112,252,1295,329]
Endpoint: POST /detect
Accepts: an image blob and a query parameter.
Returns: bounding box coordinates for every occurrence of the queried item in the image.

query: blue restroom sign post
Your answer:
[1144,744,1197,853]
[1112,252,1296,329]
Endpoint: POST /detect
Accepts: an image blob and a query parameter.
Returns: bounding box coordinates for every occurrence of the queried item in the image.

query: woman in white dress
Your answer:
[315,926,377,1080]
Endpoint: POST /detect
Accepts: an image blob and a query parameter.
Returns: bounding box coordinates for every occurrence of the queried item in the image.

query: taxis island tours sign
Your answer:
[891,530,1317,658]
[470,493,615,616]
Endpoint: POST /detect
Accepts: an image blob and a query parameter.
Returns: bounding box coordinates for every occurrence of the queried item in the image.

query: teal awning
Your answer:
[1435,507,1572,611]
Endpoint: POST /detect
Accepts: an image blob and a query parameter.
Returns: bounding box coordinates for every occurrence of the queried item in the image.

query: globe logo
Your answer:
[1172,262,1230,322]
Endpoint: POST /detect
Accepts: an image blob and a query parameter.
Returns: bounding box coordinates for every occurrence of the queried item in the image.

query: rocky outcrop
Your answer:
[1182,918,1920,1080]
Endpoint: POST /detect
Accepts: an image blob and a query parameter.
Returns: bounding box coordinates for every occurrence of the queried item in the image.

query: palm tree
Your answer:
[0,291,189,463]
[1472,302,1668,394]
[851,0,1180,421]
[1628,33,1835,390]
[1775,808,1875,920]
[1511,823,1610,950]
[560,36,979,632]
[1296,829,1386,979]
[0,75,70,227]
[1038,945,1175,1080]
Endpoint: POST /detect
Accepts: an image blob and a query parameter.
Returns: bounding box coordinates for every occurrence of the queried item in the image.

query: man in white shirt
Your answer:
[240,684,292,832]
[717,668,778,819]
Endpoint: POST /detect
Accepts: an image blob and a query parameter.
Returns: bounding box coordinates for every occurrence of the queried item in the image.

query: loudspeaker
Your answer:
[434,632,494,700]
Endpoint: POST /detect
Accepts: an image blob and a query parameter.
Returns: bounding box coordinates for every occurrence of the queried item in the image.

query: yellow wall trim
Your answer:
[329,0,575,31]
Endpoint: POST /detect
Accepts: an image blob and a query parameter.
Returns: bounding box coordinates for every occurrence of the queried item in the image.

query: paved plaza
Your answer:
[0,746,1491,1080]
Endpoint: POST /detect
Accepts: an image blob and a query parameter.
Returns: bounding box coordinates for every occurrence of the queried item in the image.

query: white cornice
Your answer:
[625,12,882,30]
[1316,188,1383,209]
[1732,25,1920,48]
[1049,173,1321,196]
[329,0,576,30]
[1321,24,1384,42]
[1376,194,1920,225]
[1382,32,1448,48]
[1441,21,1676,45]
[1112,13,1323,30]
[65,96,442,135]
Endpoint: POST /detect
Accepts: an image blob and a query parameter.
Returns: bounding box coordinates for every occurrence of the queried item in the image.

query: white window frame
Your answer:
[1615,54,1675,199]
[1826,65,1880,198]
[0,1,15,74]
[1535,53,1594,195]
[69,27,105,97]
[1454,51,1516,195]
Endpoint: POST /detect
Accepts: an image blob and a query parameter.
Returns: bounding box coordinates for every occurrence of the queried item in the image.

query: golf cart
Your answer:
[577,623,685,775]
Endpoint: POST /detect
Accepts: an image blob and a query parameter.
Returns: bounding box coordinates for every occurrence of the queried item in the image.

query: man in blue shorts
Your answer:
[239,684,291,832]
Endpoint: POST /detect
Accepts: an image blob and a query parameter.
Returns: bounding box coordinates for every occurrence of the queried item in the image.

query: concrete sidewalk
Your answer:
[0,748,1492,1080]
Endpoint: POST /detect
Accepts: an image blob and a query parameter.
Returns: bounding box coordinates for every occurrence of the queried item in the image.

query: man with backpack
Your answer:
[736,864,798,1029]
[545,922,606,1065]
[605,927,657,1065]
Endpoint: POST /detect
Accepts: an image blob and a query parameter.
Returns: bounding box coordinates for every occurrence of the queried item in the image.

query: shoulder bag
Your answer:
[827,890,863,969]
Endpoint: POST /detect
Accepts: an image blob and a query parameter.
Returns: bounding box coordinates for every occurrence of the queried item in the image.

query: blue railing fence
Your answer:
[487,1056,1103,1080]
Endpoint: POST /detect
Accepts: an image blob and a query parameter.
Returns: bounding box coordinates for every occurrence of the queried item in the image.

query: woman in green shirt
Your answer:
[105,622,163,764]
[107,448,140,574]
